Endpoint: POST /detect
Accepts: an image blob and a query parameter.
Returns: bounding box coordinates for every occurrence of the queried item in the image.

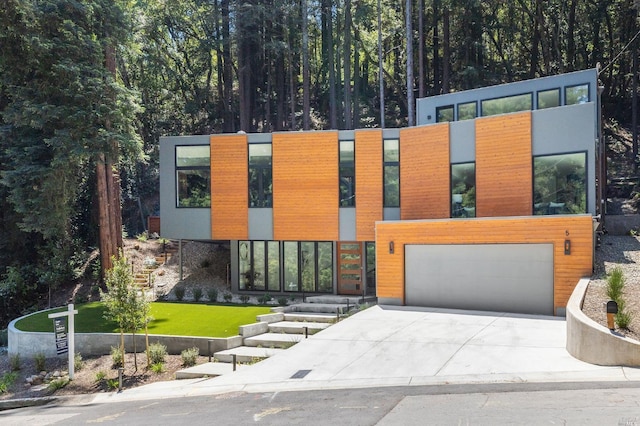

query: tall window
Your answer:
[176,145,210,207]
[384,139,400,207]
[339,140,355,206]
[249,144,272,207]
[534,152,586,215]
[365,242,376,293]
[239,241,280,291]
[451,163,476,218]
[284,241,333,293]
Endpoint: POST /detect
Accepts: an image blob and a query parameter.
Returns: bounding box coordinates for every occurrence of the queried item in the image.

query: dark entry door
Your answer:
[337,242,363,295]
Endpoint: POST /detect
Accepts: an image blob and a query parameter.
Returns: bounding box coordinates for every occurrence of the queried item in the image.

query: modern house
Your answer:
[160,68,601,316]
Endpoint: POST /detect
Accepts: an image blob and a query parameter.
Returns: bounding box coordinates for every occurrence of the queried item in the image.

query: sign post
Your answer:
[48,304,78,380]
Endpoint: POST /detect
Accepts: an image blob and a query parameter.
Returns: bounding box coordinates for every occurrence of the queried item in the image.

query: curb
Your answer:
[0,396,57,411]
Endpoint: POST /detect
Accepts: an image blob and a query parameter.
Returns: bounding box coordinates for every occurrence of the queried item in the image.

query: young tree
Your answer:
[101,253,151,372]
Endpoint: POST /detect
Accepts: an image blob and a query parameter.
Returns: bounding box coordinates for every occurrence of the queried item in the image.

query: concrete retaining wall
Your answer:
[8,310,243,358]
[566,278,640,366]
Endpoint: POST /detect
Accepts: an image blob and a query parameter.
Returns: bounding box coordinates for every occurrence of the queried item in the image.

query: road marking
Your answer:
[87,412,125,423]
[253,407,291,421]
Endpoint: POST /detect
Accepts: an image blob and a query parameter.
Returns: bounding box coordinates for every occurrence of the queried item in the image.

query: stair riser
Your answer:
[214,353,267,363]
[268,326,323,334]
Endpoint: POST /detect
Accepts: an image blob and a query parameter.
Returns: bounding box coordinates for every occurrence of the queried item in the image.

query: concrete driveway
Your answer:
[91,305,640,403]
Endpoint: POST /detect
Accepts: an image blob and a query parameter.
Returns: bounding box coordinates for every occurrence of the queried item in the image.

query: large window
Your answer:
[565,84,589,105]
[451,163,476,218]
[383,139,400,207]
[481,93,532,117]
[249,144,272,207]
[239,241,280,291]
[537,88,560,109]
[534,152,586,215]
[176,145,210,207]
[458,102,477,120]
[436,105,454,122]
[284,241,333,293]
[339,140,355,207]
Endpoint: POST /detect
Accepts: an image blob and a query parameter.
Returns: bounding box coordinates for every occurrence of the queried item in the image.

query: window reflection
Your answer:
[451,163,476,218]
[481,93,532,117]
[533,152,586,215]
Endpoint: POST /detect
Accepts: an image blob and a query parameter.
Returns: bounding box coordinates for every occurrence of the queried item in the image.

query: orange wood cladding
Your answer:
[273,132,339,241]
[210,135,248,239]
[476,112,532,217]
[355,130,383,241]
[400,124,451,220]
[376,215,593,312]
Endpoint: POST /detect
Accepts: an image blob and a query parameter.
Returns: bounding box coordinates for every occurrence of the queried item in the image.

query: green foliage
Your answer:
[148,342,167,364]
[34,352,46,372]
[48,378,69,391]
[0,372,18,394]
[223,292,232,303]
[181,347,199,367]
[277,297,288,306]
[10,354,21,371]
[74,353,84,371]
[95,371,107,383]
[0,329,8,347]
[239,294,250,304]
[207,287,218,302]
[258,293,272,304]
[110,346,124,369]
[174,286,185,301]
[136,233,148,242]
[606,267,625,302]
[106,378,120,391]
[192,287,203,302]
[150,362,164,374]
[616,310,633,330]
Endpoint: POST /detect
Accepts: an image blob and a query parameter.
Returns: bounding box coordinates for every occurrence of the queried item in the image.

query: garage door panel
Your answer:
[405,244,553,315]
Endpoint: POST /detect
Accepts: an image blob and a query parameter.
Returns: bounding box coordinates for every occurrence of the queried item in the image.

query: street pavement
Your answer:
[88,304,640,404]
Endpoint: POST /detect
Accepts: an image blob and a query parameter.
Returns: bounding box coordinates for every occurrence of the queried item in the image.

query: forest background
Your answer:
[0,0,638,328]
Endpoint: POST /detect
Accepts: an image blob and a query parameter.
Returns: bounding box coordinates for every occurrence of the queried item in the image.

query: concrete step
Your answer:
[283,312,338,323]
[214,346,283,363]
[175,362,246,379]
[268,321,329,334]
[243,332,303,348]
[287,302,353,314]
[305,295,377,305]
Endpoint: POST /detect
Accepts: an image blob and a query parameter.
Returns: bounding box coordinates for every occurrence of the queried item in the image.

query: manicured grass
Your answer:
[15,302,271,338]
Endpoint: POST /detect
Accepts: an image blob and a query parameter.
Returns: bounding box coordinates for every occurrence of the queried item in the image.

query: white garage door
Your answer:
[405,243,554,315]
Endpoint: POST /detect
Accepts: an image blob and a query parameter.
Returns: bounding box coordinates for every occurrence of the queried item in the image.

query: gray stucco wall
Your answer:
[249,209,273,240]
[532,103,597,214]
[450,120,476,164]
[159,135,212,240]
[339,208,356,241]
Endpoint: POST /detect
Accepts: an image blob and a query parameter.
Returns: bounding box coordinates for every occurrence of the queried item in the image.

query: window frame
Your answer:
[283,241,333,293]
[238,240,281,291]
[457,101,477,121]
[248,143,273,208]
[339,140,356,207]
[532,150,588,216]
[564,83,590,105]
[450,162,476,218]
[175,145,211,208]
[480,92,533,117]
[536,88,561,109]
[383,139,400,208]
[436,105,455,123]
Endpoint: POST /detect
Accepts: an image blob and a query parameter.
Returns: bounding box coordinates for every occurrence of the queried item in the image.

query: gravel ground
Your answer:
[583,234,640,341]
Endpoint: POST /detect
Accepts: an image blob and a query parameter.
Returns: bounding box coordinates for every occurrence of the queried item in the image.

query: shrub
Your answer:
[616,310,633,329]
[174,285,185,301]
[0,372,18,393]
[258,293,272,304]
[74,353,83,371]
[181,347,199,367]
[48,378,68,391]
[148,342,167,364]
[606,267,625,302]
[110,346,124,369]
[95,371,106,383]
[34,352,46,372]
[136,232,148,242]
[150,362,165,374]
[10,354,21,371]
[223,292,232,303]
[207,287,218,302]
[0,329,7,346]
[106,378,119,390]
[240,294,250,304]
[277,297,288,306]
[193,287,203,302]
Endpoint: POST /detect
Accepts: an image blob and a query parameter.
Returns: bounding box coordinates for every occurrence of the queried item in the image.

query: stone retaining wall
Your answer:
[566,278,640,366]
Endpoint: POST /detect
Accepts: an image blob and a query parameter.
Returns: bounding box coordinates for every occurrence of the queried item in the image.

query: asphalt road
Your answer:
[3,381,640,425]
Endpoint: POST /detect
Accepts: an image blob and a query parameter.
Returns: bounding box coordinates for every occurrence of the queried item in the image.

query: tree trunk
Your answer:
[377,0,385,128]
[406,0,414,126]
[418,0,425,98]
[344,0,353,129]
[221,0,234,132]
[442,8,450,93]
[302,0,310,130]
[433,0,440,94]
[328,3,337,129]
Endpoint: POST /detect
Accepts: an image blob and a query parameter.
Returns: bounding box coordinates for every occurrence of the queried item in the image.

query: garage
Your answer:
[405,243,554,315]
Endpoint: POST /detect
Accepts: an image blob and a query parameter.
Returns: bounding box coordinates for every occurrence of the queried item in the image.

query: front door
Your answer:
[337,242,363,295]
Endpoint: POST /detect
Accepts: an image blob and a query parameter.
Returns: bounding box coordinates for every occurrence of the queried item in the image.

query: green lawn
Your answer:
[15,302,271,338]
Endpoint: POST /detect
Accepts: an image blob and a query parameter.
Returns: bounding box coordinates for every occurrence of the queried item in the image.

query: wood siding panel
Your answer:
[273,132,339,241]
[476,112,532,217]
[400,124,450,220]
[211,135,248,239]
[376,215,593,313]
[355,130,383,241]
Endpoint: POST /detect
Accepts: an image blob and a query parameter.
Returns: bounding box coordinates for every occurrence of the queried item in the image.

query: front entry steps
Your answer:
[175,294,377,379]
